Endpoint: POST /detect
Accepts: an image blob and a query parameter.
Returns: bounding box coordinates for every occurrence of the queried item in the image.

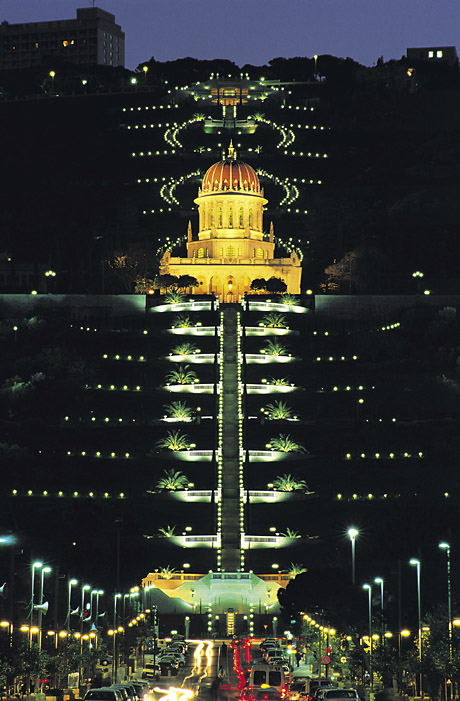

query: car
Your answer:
[307,683,335,701]
[288,678,308,700]
[317,690,359,701]
[159,652,185,666]
[142,662,161,680]
[113,686,137,701]
[83,690,124,701]
[158,654,181,671]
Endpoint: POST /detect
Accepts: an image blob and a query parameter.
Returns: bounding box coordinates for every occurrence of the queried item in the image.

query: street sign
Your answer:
[322,655,330,664]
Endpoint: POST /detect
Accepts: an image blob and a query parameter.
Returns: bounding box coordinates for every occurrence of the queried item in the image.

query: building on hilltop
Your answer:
[406,46,458,67]
[159,143,302,301]
[0,7,125,70]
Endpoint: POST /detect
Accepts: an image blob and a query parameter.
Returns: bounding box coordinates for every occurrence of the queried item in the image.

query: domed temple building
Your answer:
[159,143,302,301]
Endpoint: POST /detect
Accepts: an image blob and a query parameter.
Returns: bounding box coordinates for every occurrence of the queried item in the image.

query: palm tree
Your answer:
[159,565,177,579]
[268,376,290,386]
[165,365,198,385]
[173,314,193,328]
[284,563,307,575]
[165,290,185,304]
[279,294,298,306]
[158,525,177,537]
[261,312,288,328]
[272,473,309,492]
[263,340,288,356]
[193,113,205,121]
[264,401,293,420]
[163,400,193,420]
[153,469,190,491]
[155,430,191,451]
[170,342,198,356]
[267,434,306,453]
[280,528,301,538]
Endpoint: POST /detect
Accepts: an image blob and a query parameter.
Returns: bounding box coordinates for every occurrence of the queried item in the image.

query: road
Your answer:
[147,639,250,701]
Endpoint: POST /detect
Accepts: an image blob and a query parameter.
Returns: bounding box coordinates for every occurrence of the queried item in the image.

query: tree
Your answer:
[261,312,288,328]
[177,275,199,292]
[163,400,193,420]
[250,278,268,292]
[263,340,288,356]
[324,247,387,294]
[155,430,191,451]
[107,244,157,291]
[154,274,179,292]
[272,473,309,492]
[165,365,198,385]
[268,434,307,453]
[264,401,293,420]
[265,277,287,293]
[153,469,190,491]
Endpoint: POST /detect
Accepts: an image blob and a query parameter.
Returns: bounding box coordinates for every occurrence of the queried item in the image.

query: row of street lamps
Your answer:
[348,531,454,696]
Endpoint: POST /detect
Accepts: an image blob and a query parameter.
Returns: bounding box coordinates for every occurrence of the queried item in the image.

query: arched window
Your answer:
[257,247,264,259]
[249,209,253,228]
[197,247,204,258]
[218,206,223,228]
[228,207,233,228]
[226,246,235,257]
[209,210,213,228]
[238,248,242,256]
[239,207,244,228]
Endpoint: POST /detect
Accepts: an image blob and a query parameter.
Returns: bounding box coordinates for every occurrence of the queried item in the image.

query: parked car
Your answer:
[307,683,335,701]
[142,662,161,680]
[83,690,124,701]
[159,652,185,666]
[317,690,359,701]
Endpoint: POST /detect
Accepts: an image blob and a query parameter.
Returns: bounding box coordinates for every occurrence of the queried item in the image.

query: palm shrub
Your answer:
[173,314,193,328]
[267,376,290,386]
[264,401,293,420]
[154,469,190,491]
[279,294,298,306]
[267,433,306,453]
[165,290,185,304]
[158,525,176,537]
[272,473,309,492]
[284,563,307,575]
[159,565,177,578]
[280,528,301,538]
[262,340,288,356]
[163,400,193,420]
[165,365,198,385]
[261,312,288,328]
[155,430,191,451]
[170,342,198,356]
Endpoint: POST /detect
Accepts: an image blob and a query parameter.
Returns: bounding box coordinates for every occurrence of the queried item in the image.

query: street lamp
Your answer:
[439,543,452,663]
[38,566,51,651]
[348,528,359,584]
[30,561,43,624]
[143,65,148,83]
[409,558,423,696]
[374,577,384,642]
[80,584,91,634]
[363,584,373,687]
[96,590,104,623]
[66,578,78,631]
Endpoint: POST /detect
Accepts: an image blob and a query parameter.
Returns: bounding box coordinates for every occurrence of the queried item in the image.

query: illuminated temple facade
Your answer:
[160,144,302,301]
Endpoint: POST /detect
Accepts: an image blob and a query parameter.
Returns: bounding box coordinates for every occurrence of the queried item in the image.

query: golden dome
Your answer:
[202,142,261,194]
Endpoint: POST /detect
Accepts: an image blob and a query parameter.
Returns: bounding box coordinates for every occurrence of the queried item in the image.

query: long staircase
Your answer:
[219,307,243,571]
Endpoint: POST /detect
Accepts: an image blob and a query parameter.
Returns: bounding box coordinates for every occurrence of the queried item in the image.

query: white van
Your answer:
[249,664,286,692]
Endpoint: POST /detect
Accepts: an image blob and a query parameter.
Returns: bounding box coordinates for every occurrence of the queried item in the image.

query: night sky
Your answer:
[2,0,459,70]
